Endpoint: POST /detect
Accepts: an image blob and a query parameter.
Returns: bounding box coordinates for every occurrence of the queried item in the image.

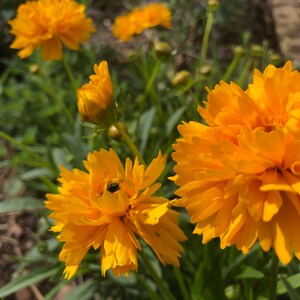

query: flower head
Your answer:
[8,0,95,60]
[172,61,300,264]
[112,3,172,42]
[77,61,115,127]
[46,149,186,278]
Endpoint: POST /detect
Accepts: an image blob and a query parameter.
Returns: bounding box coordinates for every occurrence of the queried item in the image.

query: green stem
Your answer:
[173,266,191,300]
[200,7,216,65]
[222,53,241,82]
[113,122,145,165]
[62,54,78,92]
[237,58,253,87]
[140,251,176,300]
[134,273,161,300]
[269,253,279,300]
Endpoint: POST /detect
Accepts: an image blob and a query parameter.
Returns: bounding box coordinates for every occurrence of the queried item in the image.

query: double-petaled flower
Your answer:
[46,149,186,278]
[9,0,95,60]
[172,61,300,264]
[112,3,172,42]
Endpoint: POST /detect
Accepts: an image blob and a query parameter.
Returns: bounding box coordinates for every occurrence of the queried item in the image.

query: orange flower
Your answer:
[77,61,115,127]
[8,0,95,60]
[112,3,172,42]
[172,61,300,264]
[46,149,186,278]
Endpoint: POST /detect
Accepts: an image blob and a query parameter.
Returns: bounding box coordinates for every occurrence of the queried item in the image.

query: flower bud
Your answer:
[199,64,213,76]
[171,70,191,86]
[224,285,241,300]
[233,46,245,56]
[107,123,125,140]
[29,64,40,74]
[208,0,220,12]
[77,61,116,127]
[154,41,172,58]
[250,44,263,57]
[269,52,281,66]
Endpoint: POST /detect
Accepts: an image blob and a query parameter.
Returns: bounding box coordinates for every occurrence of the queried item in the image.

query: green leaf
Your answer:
[20,167,53,180]
[0,197,45,213]
[0,266,58,298]
[235,265,264,280]
[166,106,186,135]
[139,107,156,154]
[63,279,97,300]
[277,273,300,296]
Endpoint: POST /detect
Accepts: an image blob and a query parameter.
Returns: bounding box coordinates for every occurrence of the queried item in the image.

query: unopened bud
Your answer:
[199,64,213,76]
[233,46,245,56]
[269,53,281,66]
[171,70,191,86]
[250,44,263,57]
[224,285,241,300]
[154,41,172,58]
[29,64,40,74]
[208,0,219,12]
[107,123,125,140]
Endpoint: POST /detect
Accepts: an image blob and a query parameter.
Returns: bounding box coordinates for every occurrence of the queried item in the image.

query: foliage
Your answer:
[0,0,298,300]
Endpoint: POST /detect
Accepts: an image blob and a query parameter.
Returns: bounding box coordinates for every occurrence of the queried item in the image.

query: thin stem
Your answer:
[140,251,176,300]
[173,266,191,300]
[222,53,241,82]
[269,253,279,300]
[113,122,145,165]
[62,54,78,92]
[200,8,216,65]
[237,58,253,87]
[134,273,161,300]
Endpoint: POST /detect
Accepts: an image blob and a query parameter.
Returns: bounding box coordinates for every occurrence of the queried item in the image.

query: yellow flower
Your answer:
[199,61,300,139]
[112,3,172,42]
[77,61,115,126]
[172,61,300,264]
[46,149,186,279]
[8,0,95,60]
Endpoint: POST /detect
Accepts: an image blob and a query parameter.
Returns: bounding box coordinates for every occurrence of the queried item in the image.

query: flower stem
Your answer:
[269,252,279,300]
[62,54,78,92]
[222,52,242,82]
[173,266,191,300]
[140,251,176,300]
[200,6,216,65]
[134,273,161,300]
[113,121,146,165]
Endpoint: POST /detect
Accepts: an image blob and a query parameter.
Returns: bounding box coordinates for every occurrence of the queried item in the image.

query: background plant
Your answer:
[1,1,299,300]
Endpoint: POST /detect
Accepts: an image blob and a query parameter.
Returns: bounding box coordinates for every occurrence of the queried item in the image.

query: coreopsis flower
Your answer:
[8,0,95,60]
[46,149,186,279]
[112,3,172,42]
[172,61,300,264]
[77,61,116,127]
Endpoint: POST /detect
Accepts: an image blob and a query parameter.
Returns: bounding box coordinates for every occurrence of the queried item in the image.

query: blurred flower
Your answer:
[77,61,115,127]
[112,3,172,42]
[8,0,95,60]
[172,61,300,264]
[46,149,186,278]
